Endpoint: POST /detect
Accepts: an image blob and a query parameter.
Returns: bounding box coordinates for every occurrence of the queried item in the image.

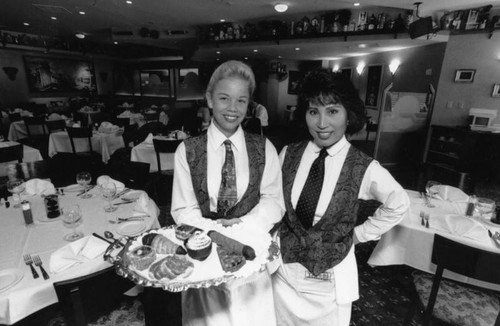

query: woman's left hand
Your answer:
[217,218,242,227]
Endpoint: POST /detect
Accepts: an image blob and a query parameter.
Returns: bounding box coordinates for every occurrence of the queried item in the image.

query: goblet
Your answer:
[476,197,496,219]
[76,171,92,199]
[101,182,118,212]
[7,179,25,208]
[425,180,441,208]
[62,205,84,241]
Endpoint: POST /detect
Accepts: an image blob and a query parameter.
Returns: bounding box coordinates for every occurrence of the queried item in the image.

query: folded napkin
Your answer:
[176,130,188,140]
[72,122,81,128]
[118,110,132,118]
[96,175,125,192]
[79,106,94,113]
[430,185,469,202]
[144,133,154,144]
[431,214,489,244]
[98,121,120,134]
[47,113,62,120]
[24,178,56,196]
[121,102,133,108]
[133,192,152,215]
[49,236,109,273]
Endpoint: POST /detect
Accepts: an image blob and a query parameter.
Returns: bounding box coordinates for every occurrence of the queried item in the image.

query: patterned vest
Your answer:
[280,141,373,275]
[184,131,266,220]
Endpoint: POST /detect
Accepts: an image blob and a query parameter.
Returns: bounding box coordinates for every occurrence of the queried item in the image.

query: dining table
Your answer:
[130,136,178,173]
[368,189,500,291]
[0,141,43,177]
[48,130,125,164]
[0,184,160,325]
[7,121,44,142]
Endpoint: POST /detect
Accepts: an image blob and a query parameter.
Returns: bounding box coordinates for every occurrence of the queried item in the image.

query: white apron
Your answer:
[182,268,276,326]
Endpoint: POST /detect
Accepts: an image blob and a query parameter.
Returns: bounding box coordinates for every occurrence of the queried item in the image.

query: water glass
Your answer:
[476,197,496,219]
[76,171,92,199]
[425,180,441,208]
[62,205,84,241]
[7,179,25,208]
[101,182,118,213]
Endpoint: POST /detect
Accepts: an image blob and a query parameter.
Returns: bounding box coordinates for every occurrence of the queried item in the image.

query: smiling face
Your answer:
[207,76,250,138]
[305,102,348,148]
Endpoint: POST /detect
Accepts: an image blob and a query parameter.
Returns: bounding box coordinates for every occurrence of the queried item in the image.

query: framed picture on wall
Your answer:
[177,68,204,100]
[454,69,475,83]
[23,56,97,94]
[492,84,500,97]
[140,69,172,97]
[288,71,301,95]
[365,65,383,109]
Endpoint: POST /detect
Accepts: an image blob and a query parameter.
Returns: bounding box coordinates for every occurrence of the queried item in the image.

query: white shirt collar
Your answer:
[308,135,348,157]
[207,121,245,152]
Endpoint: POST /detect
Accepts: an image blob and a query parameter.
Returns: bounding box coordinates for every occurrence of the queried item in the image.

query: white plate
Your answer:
[37,215,61,223]
[116,221,147,237]
[64,184,82,192]
[121,190,143,202]
[0,269,24,293]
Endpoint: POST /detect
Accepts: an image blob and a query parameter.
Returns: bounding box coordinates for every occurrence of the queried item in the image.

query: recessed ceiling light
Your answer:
[358,43,367,48]
[50,16,57,20]
[274,4,288,13]
[216,51,221,54]
[295,47,300,51]
[114,41,118,44]
[244,57,248,60]
[278,55,282,58]
[253,49,258,52]
[354,2,360,6]
[75,33,85,39]
[23,22,30,26]
[220,19,225,22]
[126,1,132,4]
[216,58,220,61]
[79,11,85,15]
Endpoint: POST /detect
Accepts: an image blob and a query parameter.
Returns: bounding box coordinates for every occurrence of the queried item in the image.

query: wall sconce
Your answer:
[2,66,18,81]
[332,64,340,72]
[356,62,365,75]
[389,59,401,75]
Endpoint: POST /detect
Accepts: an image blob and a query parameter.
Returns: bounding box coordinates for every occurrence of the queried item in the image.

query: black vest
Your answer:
[280,141,372,275]
[184,131,266,220]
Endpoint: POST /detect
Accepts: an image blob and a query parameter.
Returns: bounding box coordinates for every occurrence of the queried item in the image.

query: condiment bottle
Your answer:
[22,200,34,225]
[466,195,477,217]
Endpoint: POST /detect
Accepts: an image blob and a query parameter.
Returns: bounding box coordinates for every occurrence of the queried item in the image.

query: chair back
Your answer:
[47,119,67,133]
[23,116,48,137]
[122,123,139,149]
[111,161,150,190]
[6,160,52,182]
[114,117,130,128]
[0,143,23,163]
[8,112,21,122]
[53,267,134,326]
[244,118,262,135]
[144,111,159,122]
[422,234,500,324]
[66,127,94,154]
[153,138,181,173]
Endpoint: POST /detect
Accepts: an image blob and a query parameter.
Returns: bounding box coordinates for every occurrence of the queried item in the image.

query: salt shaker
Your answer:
[21,200,34,225]
[466,195,476,217]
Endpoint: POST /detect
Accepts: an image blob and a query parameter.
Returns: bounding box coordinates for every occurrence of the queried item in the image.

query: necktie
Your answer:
[217,140,237,217]
[295,148,328,229]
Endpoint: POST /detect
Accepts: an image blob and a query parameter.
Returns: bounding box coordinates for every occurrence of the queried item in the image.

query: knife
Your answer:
[488,230,500,249]
[77,185,95,196]
[113,188,131,199]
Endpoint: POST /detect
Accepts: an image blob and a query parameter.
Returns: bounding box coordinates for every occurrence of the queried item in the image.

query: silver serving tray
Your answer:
[103,226,280,292]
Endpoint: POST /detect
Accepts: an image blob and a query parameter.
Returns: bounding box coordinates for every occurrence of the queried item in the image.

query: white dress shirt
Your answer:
[171,122,285,232]
[276,135,410,304]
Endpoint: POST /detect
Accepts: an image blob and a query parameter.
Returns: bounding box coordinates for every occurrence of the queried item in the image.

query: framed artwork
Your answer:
[492,84,500,97]
[140,69,172,97]
[24,56,96,94]
[177,68,204,100]
[454,69,475,83]
[365,65,383,109]
[288,71,301,95]
[341,68,352,81]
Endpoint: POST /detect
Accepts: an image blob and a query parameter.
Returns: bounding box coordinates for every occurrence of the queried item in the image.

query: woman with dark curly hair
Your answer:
[271,68,409,325]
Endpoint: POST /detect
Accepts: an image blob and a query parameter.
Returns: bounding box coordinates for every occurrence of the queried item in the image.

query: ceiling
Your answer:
[1,0,498,61]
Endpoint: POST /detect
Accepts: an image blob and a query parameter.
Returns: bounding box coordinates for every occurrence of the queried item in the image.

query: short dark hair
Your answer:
[296,68,366,135]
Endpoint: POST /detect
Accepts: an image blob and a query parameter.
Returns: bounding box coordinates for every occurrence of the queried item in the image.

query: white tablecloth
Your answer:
[131,140,175,172]
[48,131,125,164]
[0,142,43,177]
[7,121,45,141]
[368,189,500,291]
[0,186,159,325]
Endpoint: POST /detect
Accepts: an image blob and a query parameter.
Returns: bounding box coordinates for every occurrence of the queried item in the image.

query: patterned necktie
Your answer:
[217,140,237,217]
[295,148,328,229]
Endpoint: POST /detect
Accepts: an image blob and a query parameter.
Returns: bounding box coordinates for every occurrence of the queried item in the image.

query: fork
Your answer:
[424,213,430,228]
[33,255,50,280]
[419,211,426,226]
[23,254,39,279]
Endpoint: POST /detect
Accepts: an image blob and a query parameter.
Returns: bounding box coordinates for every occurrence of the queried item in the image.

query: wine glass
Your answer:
[76,172,92,199]
[425,180,441,208]
[7,179,25,208]
[62,204,84,241]
[476,197,496,219]
[101,182,117,212]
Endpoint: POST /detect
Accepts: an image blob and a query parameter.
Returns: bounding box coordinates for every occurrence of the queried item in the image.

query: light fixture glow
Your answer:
[75,33,85,39]
[253,49,258,52]
[23,22,30,26]
[114,41,118,44]
[50,16,57,20]
[389,59,401,75]
[354,2,360,6]
[216,51,221,54]
[356,62,365,75]
[358,43,367,48]
[126,1,132,4]
[244,57,249,60]
[274,4,288,13]
[332,64,340,72]
[220,19,225,22]
[295,47,300,51]
[79,11,85,15]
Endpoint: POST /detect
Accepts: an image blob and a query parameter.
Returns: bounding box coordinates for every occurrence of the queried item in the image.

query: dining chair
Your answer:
[365,121,378,142]
[8,112,21,122]
[152,138,181,175]
[53,266,142,326]
[109,161,151,190]
[0,143,23,163]
[144,111,159,123]
[66,126,95,155]
[23,116,48,138]
[46,119,67,133]
[405,233,500,326]
[243,117,262,135]
[5,160,54,183]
